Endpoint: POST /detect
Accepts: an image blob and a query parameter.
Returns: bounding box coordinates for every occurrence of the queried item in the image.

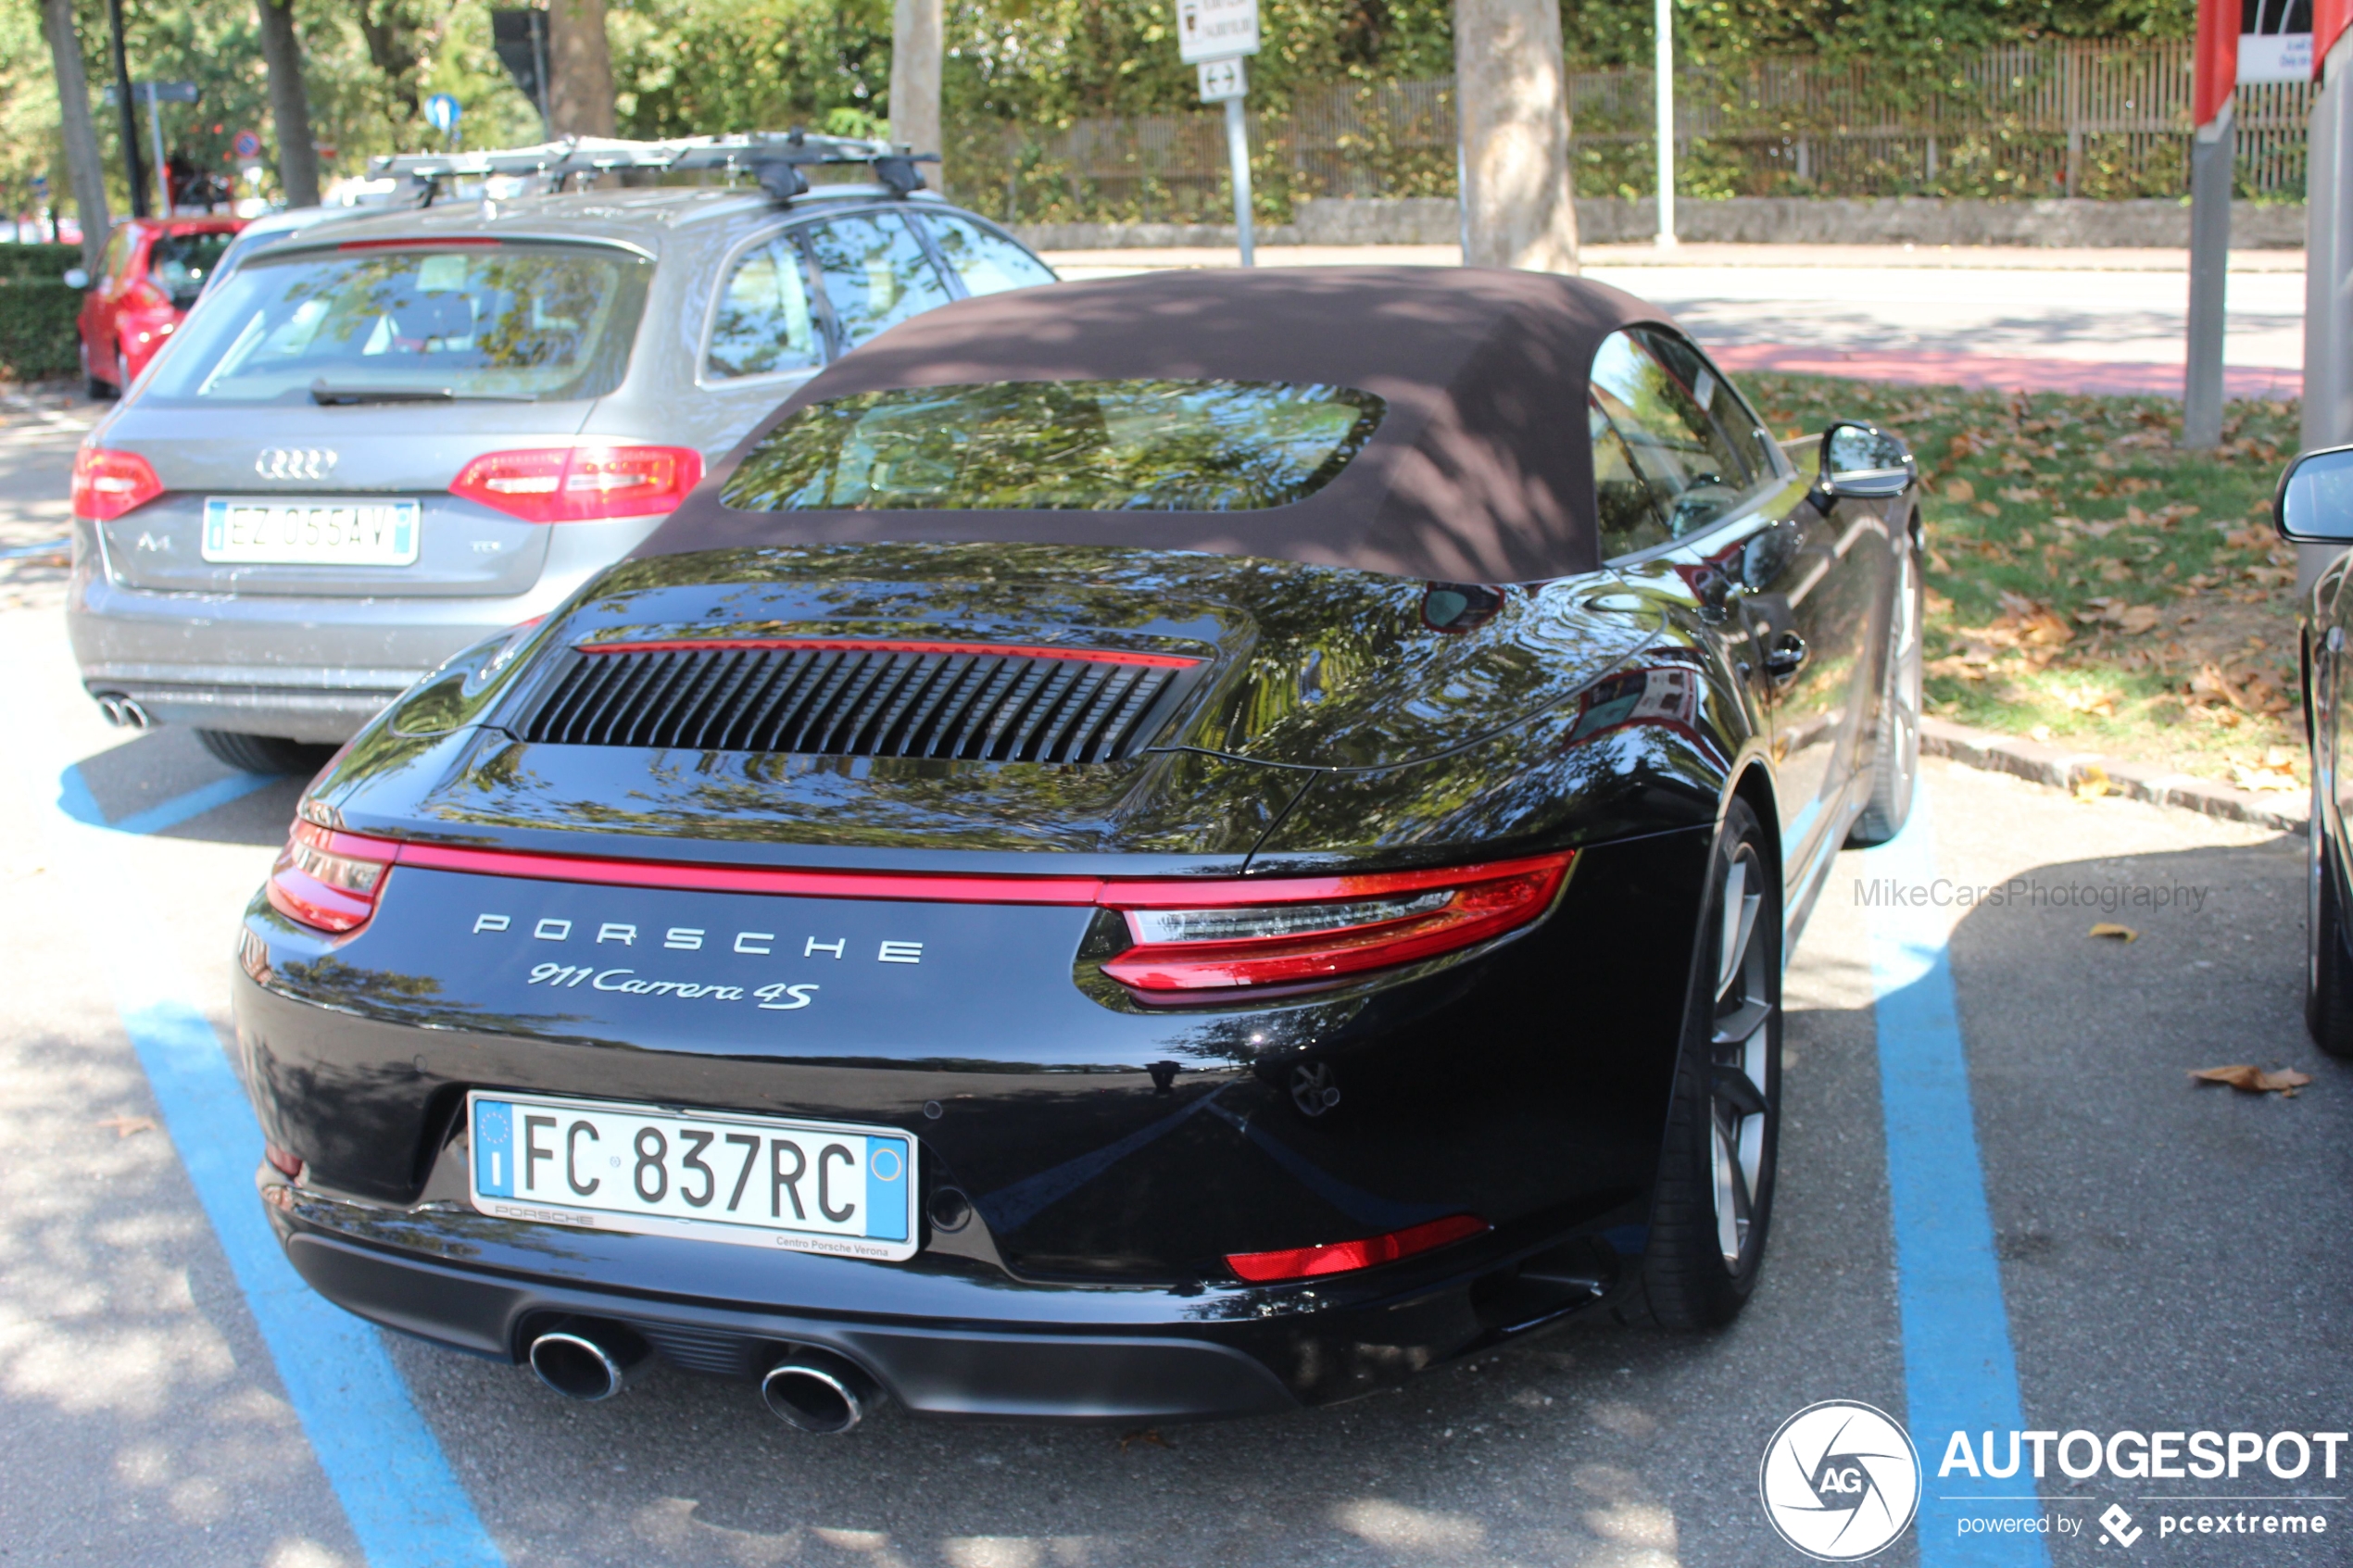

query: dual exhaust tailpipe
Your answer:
[94,693,150,730]
[525,1319,875,1435]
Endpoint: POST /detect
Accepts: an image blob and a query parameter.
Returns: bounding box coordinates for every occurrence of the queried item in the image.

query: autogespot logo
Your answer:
[1760,1401,1923,1561]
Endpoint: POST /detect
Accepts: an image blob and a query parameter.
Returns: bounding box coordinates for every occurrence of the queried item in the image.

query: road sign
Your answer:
[232,128,262,159]
[1197,57,1247,103]
[426,94,461,135]
[102,81,199,107]
[1176,0,1258,65]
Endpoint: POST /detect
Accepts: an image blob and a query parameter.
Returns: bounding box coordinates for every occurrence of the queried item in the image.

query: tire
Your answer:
[1642,796,1782,1329]
[115,347,132,397]
[82,341,112,401]
[1846,535,1923,847]
[2306,806,2353,1058]
[195,729,339,776]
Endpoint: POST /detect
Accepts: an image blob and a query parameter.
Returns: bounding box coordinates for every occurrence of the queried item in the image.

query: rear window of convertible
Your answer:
[141,243,651,406]
[720,380,1385,513]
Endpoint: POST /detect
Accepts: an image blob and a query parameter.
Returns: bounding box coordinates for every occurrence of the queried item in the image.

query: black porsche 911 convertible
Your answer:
[232,267,1921,1432]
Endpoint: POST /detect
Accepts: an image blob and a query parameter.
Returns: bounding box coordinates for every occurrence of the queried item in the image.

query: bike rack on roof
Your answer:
[365,132,939,206]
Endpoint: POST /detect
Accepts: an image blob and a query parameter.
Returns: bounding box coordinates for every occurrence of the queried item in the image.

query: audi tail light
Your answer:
[1096,851,1574,997]
[450,445,703,523]
[1227,1214,1491,1284]
[266,822,395,934]
[70,446,165,521]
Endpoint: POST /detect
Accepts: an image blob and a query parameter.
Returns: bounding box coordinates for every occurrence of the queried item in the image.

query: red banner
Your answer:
[2194,0,2237,127]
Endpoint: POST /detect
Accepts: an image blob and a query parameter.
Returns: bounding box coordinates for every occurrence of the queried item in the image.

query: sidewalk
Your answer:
[1037,242,2308,401]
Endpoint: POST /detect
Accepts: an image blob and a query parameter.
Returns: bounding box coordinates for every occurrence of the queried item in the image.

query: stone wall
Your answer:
[1013,195,2309,251]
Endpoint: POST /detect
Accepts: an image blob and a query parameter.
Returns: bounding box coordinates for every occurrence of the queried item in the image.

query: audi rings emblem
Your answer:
[255,447,338,482]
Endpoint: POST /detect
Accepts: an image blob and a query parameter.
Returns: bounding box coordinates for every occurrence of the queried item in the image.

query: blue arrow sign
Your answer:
[425,94,461,135]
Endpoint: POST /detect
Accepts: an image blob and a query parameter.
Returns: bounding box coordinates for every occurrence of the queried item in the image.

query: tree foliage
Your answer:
[0,0,2197,232]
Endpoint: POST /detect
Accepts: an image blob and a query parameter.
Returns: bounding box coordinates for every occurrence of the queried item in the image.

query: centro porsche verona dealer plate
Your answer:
[468,1091,915,1261]
[201,496,421,566]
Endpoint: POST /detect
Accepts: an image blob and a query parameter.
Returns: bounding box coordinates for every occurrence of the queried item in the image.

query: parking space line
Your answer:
[28,760,507,1568]
[57,762,276,835]
[1860,786,2049,1566]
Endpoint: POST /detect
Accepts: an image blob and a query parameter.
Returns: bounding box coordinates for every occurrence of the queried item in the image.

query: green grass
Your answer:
[1743,374,2307,796]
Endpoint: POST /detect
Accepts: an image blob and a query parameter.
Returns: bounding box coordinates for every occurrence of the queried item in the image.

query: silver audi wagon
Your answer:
[65,135,1055,771]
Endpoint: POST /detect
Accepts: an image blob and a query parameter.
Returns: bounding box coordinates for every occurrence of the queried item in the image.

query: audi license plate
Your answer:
[201,496,421,566]
[467,1091,916,1261]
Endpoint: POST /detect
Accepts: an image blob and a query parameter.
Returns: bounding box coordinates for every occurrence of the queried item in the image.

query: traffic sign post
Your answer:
[1178,0,1260,267]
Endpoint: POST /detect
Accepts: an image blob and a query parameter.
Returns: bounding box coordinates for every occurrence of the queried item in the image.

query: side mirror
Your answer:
[2275,445,2353,544]
[1819,420,1915,501]
[62,267,89,290]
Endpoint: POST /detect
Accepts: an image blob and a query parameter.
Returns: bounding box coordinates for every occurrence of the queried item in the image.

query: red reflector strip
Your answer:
[576,639,1201,670]
[1227,1214,1490,1284]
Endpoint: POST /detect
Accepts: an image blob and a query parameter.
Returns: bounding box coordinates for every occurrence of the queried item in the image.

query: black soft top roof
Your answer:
[640,265,1674,583]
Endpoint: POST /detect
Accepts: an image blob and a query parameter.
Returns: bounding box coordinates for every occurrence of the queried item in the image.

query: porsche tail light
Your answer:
[1227,1213,1490,1283]
[1096,851,1574,995]
[266,822,395,934]
[70,446,165,521]
[450,445,703,523]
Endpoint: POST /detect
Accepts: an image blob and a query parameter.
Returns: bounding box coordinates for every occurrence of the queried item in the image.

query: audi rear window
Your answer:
[721,380,1385,513]
[141,243,651,406]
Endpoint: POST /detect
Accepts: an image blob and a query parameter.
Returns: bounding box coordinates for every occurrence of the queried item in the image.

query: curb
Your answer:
[1919,716,2308,833]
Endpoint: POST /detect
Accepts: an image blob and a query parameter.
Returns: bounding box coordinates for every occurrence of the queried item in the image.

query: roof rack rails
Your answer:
[364,132,939,204]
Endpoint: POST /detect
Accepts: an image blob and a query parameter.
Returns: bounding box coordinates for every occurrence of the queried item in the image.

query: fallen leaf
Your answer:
[1118,1428,1169,1453]
[2190,1064,2312,1096]
[2030,722,2054,742]
[94,1114,157,1138]
[1928,548,1954,574]
[2117,605,2162,634]
[2073,765,2113,802]
[1974,500,2001,518]
[1941,477,1976,502]
[2088,922,2139,942]
[2001,486,2045,505]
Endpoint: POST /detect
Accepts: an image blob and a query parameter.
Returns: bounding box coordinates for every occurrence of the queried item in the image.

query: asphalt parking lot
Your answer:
[3,410,2347,1566]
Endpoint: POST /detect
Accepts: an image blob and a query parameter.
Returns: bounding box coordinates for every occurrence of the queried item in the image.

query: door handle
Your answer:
[1764,631,1807,681]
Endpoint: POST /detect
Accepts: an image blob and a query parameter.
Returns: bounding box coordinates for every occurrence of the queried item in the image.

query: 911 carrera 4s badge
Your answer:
[474,912,927,1016]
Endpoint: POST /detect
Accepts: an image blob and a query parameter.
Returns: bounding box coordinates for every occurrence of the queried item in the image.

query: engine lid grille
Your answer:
[514,637,1205,763]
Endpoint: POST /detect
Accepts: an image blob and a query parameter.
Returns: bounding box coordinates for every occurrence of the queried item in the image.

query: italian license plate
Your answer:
[467,1091,916,1261]
[201,496,421,566]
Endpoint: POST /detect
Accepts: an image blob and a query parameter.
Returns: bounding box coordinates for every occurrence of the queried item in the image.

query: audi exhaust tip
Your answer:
[761,1354,875,1435]
[94,693,149,730]
[526,1321,650,1402]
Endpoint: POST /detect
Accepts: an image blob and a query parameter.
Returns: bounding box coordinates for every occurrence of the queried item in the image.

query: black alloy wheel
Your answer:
[1642,796,1782,1328]
[1847,538,1922,847]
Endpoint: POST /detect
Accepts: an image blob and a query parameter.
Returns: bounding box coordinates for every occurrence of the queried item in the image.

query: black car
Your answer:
[2277,445,2353,1054]
[232,267,1922,1432]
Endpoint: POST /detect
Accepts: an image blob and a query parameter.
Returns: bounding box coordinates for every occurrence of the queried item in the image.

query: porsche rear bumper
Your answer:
[265,1172,1637,1423]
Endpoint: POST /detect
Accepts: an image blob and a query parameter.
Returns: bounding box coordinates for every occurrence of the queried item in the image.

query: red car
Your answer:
[70,215,245,397]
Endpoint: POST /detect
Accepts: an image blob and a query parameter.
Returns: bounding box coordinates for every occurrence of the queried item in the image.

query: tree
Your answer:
[38,0,109,271]
[255,0,321,206]
[1456,0,1578,271]
[890,0,942,168]
[548,0,615,137]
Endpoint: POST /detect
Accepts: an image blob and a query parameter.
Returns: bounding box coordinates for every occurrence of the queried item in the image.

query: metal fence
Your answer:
[942,39,2316,225]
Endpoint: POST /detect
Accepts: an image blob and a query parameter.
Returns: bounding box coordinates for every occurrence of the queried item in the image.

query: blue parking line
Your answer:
[120,1001,505,1568]
[1860,787,2048,1566]
[57,762,276,834]
[42,763,507,1567]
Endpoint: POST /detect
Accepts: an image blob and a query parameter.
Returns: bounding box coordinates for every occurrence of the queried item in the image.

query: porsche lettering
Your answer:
[482,915,921,964]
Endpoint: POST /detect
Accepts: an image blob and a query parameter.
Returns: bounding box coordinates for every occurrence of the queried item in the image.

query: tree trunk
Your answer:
[1453,0,1579,273]
[38,0,111,274]
[254,0,321,207]
[890,0,943,183]
[547,0,616,139]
